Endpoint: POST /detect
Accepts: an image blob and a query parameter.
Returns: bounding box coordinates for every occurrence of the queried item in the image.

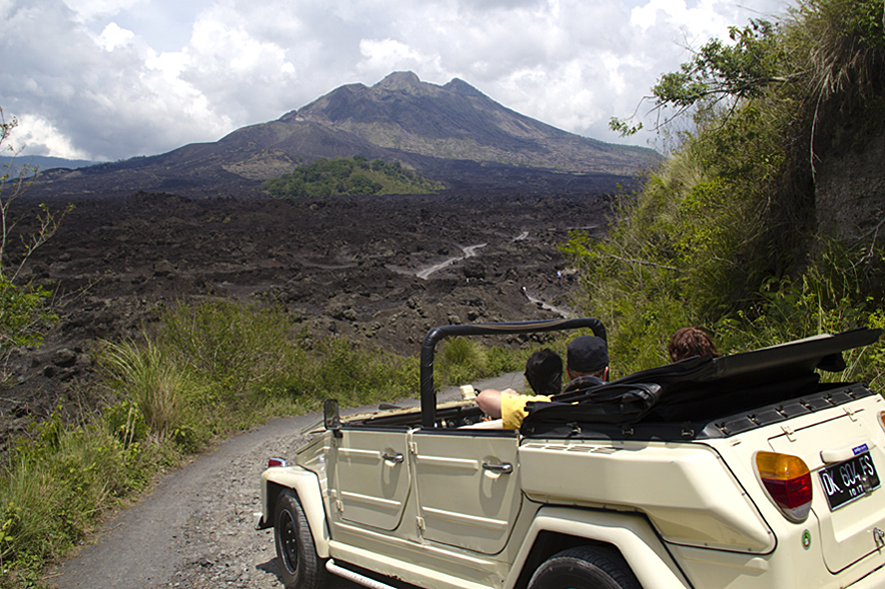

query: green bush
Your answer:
[157,299,302,402]
[260,156,443,198]
[436,337,489,386]
[434,337,528,387]
[101,338,197,440]
[0,109,71,385]
[300,337,418,407]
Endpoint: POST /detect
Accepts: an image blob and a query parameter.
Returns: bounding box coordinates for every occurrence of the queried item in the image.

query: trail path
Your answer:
[47,373,525,589]
[416,243,487,280]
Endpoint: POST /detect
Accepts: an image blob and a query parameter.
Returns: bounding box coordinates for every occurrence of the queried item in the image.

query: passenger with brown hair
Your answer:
[668,327,718,362]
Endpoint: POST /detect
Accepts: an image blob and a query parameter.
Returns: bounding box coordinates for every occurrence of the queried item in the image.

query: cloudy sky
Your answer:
[1,0,787,163]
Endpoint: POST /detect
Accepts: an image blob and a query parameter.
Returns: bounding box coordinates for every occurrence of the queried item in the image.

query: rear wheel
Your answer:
[528,546,642,589]
[274,490,328,589]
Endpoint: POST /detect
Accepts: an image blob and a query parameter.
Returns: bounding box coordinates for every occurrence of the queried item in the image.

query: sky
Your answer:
[1,0,788,163]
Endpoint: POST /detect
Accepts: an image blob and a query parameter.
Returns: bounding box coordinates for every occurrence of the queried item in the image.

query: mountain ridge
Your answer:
[27,72,659,198]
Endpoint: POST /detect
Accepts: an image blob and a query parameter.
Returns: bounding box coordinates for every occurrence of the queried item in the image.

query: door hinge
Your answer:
[781,424,797,442]
[408,441,418,454]
[416,516,426,531]
[336,499,344,513]
[844,406,859,421]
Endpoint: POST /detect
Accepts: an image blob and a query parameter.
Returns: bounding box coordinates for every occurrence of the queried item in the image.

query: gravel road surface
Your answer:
[47,373,526,589]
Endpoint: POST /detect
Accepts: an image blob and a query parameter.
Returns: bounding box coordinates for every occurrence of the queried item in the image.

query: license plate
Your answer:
[818,451,880,511]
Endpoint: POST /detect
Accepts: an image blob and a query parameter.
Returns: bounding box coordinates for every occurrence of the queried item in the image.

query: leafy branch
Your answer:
[611,19,791,136]
[0,108,72,379]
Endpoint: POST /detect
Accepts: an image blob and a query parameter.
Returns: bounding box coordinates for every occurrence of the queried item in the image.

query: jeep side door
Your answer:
[410,429,522,554]
[326,428,413,532]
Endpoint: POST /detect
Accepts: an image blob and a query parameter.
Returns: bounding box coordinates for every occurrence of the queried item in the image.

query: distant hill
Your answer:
[26,72,661,199]
[1,154,98,179]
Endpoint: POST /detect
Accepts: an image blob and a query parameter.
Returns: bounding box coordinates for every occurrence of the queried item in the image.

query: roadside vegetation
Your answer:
[0,296,532,588]
[260,155,443,198]
[569,0,885,385]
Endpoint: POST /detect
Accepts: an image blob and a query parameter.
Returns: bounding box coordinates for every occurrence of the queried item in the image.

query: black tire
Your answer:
[527,546,642,589]
[274,490,328,589]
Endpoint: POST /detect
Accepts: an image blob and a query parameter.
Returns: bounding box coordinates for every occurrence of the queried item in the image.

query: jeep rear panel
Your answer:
[518,440,774,552]
[766,394,885,574]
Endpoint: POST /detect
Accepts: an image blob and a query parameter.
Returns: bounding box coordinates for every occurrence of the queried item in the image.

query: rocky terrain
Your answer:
[2,186,609,447]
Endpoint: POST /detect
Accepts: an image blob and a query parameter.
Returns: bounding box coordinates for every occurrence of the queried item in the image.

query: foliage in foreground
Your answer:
[0,109,72,386]
[261,155,444,198]
[572,0,885,385]
[0,298,532,586]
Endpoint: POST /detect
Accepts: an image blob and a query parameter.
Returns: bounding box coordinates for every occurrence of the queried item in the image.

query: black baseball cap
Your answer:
[567,335,608,373]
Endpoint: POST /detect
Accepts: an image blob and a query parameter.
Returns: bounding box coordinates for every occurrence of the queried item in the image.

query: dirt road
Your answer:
[48,373,526,589]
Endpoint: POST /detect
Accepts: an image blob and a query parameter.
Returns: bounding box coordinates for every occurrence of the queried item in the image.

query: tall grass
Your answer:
[101,338,196,439]
[0,413,158,588]
[1,296,538,586]
[157,300,300,401]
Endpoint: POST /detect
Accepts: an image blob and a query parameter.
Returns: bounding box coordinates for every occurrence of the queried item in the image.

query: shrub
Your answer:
[260,156,443,198]
[157,299,300,402]
[0,413,158,586]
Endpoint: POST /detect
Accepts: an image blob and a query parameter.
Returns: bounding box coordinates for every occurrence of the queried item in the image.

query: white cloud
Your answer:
[359,39,422,66]
[0,0,789,160]
[8,114,91,159]
[97,21,134,50]
[62,0,144,21]
[357,39,442,79]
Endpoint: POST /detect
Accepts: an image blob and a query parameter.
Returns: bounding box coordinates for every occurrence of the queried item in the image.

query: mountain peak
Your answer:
[374,71,422,91]
[443,78,484,98]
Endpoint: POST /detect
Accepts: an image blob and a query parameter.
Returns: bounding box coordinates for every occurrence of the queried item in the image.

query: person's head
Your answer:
[524,349,562,396]
[566,335,609,381]
[668,327,718,362]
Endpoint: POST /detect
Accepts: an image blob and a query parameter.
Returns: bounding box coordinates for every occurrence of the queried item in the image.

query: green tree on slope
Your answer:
[572,0,885,379]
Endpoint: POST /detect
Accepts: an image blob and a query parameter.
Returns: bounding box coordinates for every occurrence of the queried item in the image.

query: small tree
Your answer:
[0,108,71,380]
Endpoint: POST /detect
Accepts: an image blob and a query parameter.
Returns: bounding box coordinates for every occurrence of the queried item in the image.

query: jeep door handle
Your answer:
[482,462,513,474]
[382,452,404,463]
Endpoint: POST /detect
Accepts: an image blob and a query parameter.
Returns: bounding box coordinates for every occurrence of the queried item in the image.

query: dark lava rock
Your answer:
[2,188,608,447]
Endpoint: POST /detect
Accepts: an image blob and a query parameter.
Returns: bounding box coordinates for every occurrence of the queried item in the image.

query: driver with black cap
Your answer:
[562,334,609,392]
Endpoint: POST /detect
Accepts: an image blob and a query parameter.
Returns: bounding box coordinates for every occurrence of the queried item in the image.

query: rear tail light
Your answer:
[268,457,287,468]
[755,451,812,522]
[878,411,885,433]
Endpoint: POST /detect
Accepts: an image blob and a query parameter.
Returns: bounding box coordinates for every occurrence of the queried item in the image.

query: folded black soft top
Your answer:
[521,327,882,434]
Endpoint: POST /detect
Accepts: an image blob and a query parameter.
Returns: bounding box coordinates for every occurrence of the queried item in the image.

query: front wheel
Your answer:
[274,490,328,589]
[528,546,642,589]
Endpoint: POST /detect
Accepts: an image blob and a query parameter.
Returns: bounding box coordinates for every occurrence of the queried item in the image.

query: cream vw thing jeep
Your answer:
[258,318,885,589]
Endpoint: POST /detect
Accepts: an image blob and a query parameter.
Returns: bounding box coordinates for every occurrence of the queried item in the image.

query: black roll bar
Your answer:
[419,318,606,427]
